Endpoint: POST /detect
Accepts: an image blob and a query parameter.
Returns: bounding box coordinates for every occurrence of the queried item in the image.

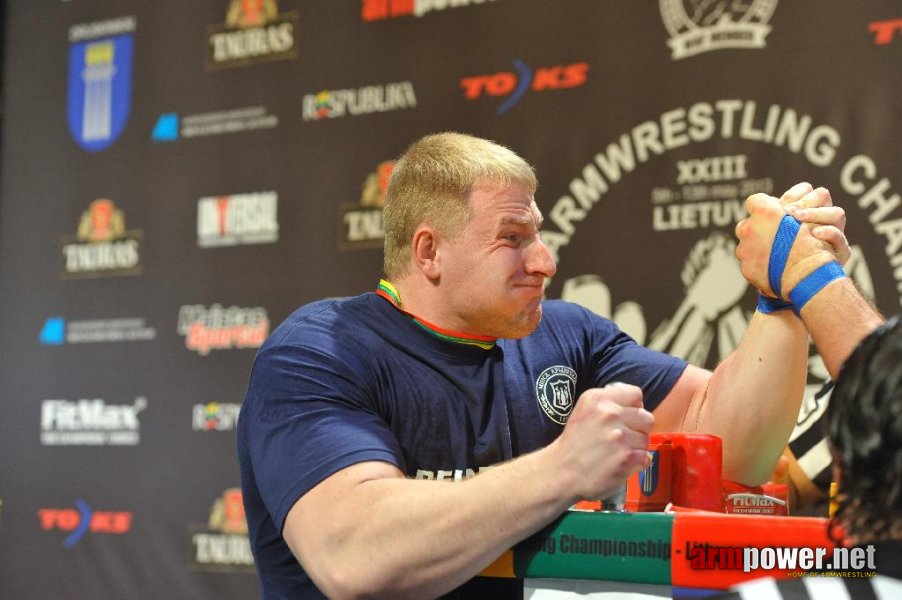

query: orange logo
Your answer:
[226,0,279,28]
[361,160,395,208]
[208,488,248,534]
[77,199,125,242]
[869,19,902,45]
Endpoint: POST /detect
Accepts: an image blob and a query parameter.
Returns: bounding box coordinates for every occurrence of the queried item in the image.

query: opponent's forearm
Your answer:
[797,278,884,380]
[298,446,576,600]
[693,310,808,485]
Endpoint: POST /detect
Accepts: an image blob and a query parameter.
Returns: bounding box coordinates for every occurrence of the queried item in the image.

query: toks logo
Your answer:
[39,500,132,548]
[869,19,902,45]
[206,0,298,69]
[362,0,498,21]
[460,60,588,116]
[659,0,778,60]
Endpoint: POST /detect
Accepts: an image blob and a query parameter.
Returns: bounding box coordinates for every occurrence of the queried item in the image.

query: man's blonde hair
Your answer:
[383,132,537,280]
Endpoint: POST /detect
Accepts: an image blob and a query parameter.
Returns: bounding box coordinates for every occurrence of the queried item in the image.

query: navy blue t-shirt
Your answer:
[237,293,687,599]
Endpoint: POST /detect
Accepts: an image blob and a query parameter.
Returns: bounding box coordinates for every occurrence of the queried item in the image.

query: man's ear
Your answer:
[411,224,442,280]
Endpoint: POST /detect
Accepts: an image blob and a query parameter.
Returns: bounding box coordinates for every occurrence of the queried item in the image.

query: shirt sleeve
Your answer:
[241,338,404,533]
[583,308,689,413]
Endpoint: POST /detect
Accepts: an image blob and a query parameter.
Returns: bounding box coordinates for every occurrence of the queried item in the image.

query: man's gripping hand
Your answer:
[549,383,654,501]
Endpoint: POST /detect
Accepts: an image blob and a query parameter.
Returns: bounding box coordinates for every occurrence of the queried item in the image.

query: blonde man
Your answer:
[239,133,866,599]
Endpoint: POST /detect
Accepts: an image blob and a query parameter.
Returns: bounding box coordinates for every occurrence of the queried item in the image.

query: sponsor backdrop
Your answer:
[1,0,900,597]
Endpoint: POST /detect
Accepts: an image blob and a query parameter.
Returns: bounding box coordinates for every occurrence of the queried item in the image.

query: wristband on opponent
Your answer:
[788,261,845,316]
[758,214,801,314]
[757,294,793,314]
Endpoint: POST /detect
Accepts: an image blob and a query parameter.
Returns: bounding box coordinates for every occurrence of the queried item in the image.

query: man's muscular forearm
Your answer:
[286,385,652,600]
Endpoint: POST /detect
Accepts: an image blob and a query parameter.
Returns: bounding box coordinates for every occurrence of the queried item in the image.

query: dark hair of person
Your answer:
[826,315,902,544]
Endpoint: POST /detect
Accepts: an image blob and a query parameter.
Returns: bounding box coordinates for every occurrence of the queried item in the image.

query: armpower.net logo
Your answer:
[687,542,877,576]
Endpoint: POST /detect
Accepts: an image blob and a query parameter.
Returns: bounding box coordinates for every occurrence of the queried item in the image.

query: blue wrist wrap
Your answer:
[757,214,801,314]
[768,214,801,297]
[788,261,845,316]
[757,294,793,314]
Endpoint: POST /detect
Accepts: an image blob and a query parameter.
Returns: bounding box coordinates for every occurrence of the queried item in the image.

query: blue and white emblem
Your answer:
[67,31,133,152]
[535,365,577,425]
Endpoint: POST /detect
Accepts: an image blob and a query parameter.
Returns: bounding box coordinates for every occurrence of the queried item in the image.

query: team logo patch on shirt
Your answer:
[535,366,577,425]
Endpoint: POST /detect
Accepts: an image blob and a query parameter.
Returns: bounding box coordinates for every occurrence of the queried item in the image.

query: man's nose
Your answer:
[526,237,557,278]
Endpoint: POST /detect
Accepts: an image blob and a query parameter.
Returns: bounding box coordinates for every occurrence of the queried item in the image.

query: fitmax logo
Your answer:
[460,60,588,115]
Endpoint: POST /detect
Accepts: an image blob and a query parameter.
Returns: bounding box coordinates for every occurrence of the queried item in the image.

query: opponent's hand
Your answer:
[782,184,851,266]
[735,184,838,298]
[551,383,654,500]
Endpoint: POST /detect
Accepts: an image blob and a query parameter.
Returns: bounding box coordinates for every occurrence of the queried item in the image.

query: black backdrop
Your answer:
[1,1,901,598]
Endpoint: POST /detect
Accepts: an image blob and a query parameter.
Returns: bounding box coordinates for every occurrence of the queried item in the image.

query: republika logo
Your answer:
[659,0,778,60]
[67,16,135,151]
[193,402,242,432]
[535,366,577,425]
[59,199,143,278]
[303,82,417,121]
[460,60,589,116]
[206,0,298,69]
[339,160,394,249]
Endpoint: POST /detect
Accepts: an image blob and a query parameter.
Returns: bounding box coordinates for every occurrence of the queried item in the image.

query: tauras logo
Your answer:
[60,199,142,278]
[660,0,778,59]
[340,160,395,249]
[302,82,417,121]
[41,397,146,446]
[206,0,298,68]
[190,488,254,571]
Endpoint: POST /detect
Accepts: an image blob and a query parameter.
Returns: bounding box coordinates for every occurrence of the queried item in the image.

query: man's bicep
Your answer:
[283,461,406,575]
[651,364,710,432]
